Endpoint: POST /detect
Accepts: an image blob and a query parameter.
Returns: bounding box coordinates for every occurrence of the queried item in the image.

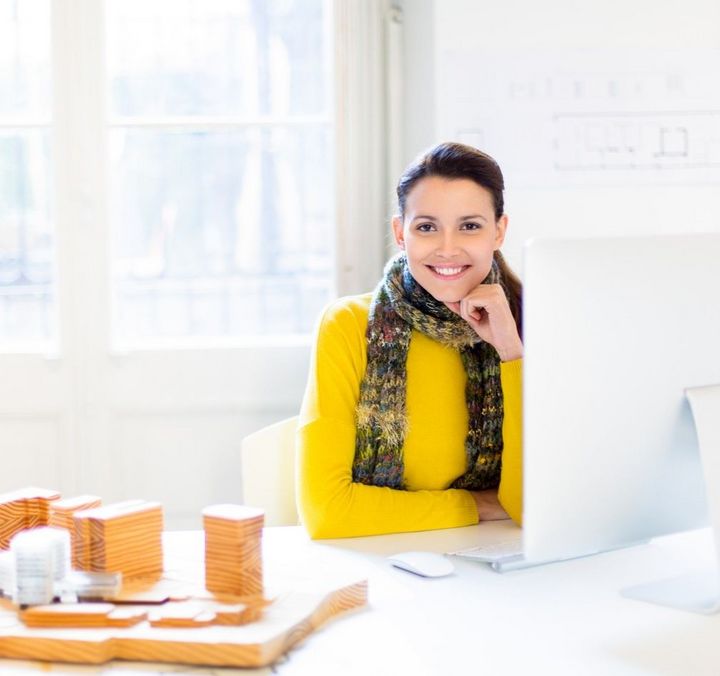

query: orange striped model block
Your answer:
[73,501,164,580]
[48,495,102,568]
[0,487,61,549]
[203,505,264,596]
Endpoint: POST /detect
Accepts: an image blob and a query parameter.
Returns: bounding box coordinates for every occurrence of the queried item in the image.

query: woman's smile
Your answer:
[426,264,471,280]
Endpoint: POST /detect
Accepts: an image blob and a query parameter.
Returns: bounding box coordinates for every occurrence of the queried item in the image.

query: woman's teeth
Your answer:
[432,266,465,276]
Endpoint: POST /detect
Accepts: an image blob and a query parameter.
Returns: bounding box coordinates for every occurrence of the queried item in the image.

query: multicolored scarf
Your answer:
[352,253,504,490]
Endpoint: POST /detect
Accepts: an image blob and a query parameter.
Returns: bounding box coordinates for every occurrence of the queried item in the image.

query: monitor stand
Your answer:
[621,384,720,614]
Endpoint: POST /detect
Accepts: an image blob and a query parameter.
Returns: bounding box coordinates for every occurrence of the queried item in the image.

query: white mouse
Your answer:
[387,551,455,578]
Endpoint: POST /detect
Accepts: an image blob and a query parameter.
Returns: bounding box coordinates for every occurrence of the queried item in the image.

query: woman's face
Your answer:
[392,176,508,303]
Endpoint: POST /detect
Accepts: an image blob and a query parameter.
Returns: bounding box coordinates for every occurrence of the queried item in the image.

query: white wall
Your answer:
[400,0,720,272]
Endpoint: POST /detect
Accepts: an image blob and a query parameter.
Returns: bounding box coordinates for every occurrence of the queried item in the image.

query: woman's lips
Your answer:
[426,265,470,280]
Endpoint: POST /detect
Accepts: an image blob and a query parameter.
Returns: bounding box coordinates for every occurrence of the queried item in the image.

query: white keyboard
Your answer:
[450,539,524,563]
[448,539,535,571]
[449,538,608,572]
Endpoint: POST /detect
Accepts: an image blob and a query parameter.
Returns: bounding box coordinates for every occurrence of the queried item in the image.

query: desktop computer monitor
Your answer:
[522,233,720,565]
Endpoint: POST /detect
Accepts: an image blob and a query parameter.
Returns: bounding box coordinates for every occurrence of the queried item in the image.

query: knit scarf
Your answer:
[352,254,504,490]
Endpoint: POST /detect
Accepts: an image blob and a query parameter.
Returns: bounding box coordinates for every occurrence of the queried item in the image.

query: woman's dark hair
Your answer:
[396,142,523,336]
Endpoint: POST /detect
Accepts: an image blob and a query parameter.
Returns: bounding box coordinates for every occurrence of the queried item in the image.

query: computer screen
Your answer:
[522,234,720,562]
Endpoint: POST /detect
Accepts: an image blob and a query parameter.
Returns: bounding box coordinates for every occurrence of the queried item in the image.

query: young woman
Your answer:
[297,142,523,539]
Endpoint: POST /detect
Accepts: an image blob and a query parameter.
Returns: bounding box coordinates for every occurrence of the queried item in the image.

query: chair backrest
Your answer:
[240,416,299,527]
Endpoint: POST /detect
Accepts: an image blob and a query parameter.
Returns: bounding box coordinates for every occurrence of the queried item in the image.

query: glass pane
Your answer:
[0,0,51,118]
[107,0,329,118]
[0,130,54,343]
[110,125,333,339]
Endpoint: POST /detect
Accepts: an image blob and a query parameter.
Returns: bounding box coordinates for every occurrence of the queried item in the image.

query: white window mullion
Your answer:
[51,0,110,491]
[0,118,51,128]
[108,116,332,128]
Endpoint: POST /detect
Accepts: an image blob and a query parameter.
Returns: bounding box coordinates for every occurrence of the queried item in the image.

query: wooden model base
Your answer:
[0,552,368,668]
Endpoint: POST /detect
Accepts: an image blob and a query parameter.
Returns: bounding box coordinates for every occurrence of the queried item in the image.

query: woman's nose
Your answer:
[436,232,460,257]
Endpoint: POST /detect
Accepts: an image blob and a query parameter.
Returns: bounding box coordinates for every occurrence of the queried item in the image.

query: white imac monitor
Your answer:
[522,234,720,575]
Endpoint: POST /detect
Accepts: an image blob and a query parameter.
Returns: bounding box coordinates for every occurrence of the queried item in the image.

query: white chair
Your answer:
[240,416,299,527]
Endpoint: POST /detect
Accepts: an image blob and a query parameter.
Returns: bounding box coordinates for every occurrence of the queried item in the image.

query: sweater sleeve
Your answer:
[498,358,523,525]
[295,299,478,539]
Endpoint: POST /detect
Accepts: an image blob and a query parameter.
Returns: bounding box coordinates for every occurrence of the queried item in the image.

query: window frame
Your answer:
[44,0,398,357]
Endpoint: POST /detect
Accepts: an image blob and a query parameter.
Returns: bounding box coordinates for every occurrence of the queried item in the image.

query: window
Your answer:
[0,0,54,347]
[0,0,392,527]
[106,0,334,343]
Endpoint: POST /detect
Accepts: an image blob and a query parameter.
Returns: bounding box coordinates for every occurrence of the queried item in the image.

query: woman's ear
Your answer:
[494,214,509,250]
[392,215,405,249]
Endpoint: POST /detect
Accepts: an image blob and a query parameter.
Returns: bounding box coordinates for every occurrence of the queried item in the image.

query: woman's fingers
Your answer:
[461,286,497,322]
[464,301,485,322]
[451,283,523,360]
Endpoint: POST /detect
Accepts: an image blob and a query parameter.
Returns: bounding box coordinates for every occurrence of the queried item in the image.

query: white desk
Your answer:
[1,523,719,675]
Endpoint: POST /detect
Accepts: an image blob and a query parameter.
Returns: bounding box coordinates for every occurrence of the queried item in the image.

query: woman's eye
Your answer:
[416,222,435,232]
[461,221,482,231]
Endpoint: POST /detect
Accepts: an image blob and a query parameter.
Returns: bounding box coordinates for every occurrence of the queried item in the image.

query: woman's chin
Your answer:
[430,291,462,304]
[415,275,469,304]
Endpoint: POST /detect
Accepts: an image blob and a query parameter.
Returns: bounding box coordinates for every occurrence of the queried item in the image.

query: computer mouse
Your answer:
[387,551,455,578]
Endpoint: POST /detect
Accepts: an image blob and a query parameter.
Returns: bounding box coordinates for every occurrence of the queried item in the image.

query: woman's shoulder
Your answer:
[318,293,372,332]
[312,293,372,359]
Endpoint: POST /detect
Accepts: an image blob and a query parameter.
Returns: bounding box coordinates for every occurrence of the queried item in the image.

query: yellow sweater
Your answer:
[296,293,523,539]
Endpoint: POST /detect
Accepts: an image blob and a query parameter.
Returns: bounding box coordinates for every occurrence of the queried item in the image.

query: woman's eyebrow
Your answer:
[410,213,489,223]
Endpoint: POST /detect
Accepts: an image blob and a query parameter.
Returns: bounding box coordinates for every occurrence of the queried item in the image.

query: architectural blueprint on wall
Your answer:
[439,49,720,187]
